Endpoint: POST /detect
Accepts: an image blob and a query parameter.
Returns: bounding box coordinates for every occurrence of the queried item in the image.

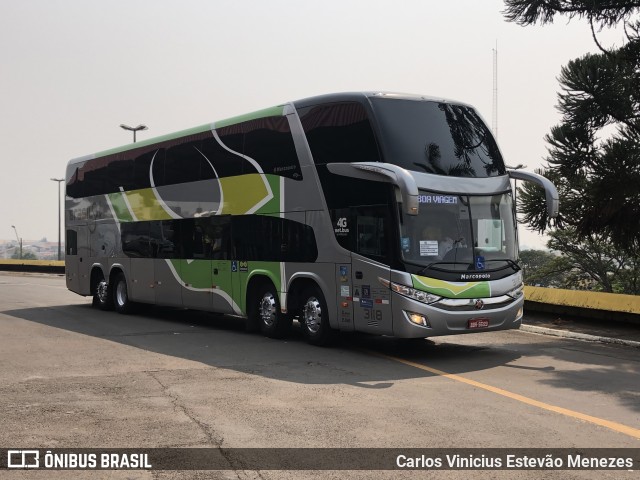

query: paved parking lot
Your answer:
[1,273,638,479]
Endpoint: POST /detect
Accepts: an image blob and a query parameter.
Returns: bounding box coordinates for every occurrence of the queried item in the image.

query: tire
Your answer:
[253,283,291,338]
[112,272,134,314]
[300,286,334,346]
[92,273,113,311]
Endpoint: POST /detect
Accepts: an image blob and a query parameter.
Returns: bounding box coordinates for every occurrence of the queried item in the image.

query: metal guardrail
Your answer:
[524,286,640,324]
[0,259,65,274]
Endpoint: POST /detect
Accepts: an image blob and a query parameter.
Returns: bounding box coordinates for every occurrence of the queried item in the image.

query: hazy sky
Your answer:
[0,0,624,249]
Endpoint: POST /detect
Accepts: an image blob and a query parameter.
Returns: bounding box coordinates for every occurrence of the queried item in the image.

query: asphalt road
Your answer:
[0,272,638,480]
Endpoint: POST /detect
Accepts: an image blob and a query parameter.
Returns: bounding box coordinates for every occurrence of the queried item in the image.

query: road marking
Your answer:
[370,351,640,440]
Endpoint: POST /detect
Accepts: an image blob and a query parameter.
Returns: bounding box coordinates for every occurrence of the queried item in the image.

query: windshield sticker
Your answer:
[475,256,486,270]
[401,237,410,252]
[418,194,458,204]
[420,240,439,256]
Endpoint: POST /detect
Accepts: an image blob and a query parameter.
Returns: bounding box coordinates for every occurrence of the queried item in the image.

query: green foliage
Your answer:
[11,250,37,260]
[505,1,640,293]
[519,249,570,287]
[517,41,640,248]
[503,1,640,29]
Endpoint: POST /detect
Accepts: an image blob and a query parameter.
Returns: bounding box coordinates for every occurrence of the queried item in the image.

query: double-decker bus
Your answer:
[65,92,558,345]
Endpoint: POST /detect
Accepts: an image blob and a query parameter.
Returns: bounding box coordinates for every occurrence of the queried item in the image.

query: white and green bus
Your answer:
[65,92,558,345]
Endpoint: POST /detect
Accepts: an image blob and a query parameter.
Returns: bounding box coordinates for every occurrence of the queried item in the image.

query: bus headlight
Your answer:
[506,284,524,300]
[379,278,441,305]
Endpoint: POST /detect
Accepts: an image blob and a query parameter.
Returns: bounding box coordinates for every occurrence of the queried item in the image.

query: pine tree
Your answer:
[505,1,640,249]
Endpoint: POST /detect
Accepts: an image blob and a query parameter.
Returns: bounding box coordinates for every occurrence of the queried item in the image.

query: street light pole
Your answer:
[11,225,22,259]
[120,124,148,143]
[51,178,64,260]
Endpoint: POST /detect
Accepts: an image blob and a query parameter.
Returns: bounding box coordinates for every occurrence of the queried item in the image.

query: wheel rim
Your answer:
[259,292,277,327]
[96,280,109,304]
[303,296,322,334]
[116,279,128,307]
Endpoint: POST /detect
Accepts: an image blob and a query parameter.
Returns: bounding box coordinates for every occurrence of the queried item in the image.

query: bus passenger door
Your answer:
[350,209,393,335]
[180,217,235,314]
[153,221,182,307]
[122,222,155,303]
[65,227,86,295]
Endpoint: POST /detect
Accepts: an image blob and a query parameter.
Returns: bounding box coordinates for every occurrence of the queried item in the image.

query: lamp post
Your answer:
[120,124,148,143]
[51,178,64,260]
[11,225,22,259]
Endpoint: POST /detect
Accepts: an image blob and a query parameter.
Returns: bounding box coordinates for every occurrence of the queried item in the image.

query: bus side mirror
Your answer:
[327,162,420,216]
[508,169,559,219]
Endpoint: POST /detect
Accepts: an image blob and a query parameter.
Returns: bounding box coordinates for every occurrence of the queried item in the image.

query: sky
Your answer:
[0,0,625,249]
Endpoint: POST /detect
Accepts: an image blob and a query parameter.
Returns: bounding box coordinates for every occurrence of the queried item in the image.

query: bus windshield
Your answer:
[399,191,517,272]
[370,97,505,177]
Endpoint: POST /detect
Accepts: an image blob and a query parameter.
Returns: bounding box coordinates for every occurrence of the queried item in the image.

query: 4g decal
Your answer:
[334,217,349,236]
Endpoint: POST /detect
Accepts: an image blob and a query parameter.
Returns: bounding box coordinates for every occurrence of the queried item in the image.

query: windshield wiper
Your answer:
[416,262,470,276]
[416,258,520,276]
[489,258,521,272]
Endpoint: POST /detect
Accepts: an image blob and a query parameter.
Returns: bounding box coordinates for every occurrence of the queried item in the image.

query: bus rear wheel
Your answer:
[92,273,113,311]
[255,283,291,338]
[112,272,134,314]
[300,287,333,346]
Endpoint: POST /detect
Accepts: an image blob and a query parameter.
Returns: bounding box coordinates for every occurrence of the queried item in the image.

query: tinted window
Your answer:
[180,217,231,260]
[150,141,217,187]
[200,125,248,177]
[67,114,300,198]
[122,222,151,258]
[243,116,302,180]
[299,102,381,165]
[316,165,393,210]
[107,157,134,191]
[371,98,504,177]
[231,215,317,262]
[81,159,109,197]
[150,220,179,258]
[133,150,156,190]
[66,165,84,198]
[120,216,314,262]
[66,230,78,256]
[329,205,391,263]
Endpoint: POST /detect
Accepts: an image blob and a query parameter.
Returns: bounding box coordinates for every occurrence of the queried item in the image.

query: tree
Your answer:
[519,249,568,287]
[11,250,37,260]
[504,1,640,250]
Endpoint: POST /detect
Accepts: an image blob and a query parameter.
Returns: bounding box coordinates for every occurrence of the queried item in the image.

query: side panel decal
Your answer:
[412,274,491,299]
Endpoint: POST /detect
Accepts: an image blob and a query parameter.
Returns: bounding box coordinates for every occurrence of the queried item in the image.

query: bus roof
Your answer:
[68,92,472,167]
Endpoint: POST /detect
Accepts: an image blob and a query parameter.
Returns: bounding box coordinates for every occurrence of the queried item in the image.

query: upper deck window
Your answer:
[370,98,505,178]
[298,102,381,165]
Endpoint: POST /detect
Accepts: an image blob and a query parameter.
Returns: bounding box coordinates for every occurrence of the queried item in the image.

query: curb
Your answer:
[521,324,640,349]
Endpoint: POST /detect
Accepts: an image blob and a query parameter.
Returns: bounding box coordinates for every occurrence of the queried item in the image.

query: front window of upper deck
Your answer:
[370,97,505,177]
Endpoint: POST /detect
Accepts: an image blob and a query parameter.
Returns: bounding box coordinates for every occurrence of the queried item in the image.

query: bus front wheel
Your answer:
[300,287,334,346]
[255,283,291,338]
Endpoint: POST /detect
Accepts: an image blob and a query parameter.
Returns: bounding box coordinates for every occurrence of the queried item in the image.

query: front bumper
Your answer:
[391,291,524,338]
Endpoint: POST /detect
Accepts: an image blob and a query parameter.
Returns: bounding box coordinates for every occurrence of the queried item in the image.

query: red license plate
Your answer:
[468,318,490,329]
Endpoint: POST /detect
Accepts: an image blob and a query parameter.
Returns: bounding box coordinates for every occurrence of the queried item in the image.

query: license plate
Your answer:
[468,318,489,329]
